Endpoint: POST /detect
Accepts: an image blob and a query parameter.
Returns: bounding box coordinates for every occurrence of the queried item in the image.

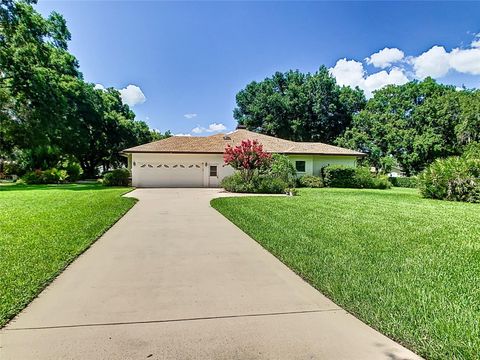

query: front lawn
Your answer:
[0,184,136,327]
[211,188,480,360]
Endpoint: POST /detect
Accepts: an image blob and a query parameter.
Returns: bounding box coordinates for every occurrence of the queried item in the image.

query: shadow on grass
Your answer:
[0,183,129,192]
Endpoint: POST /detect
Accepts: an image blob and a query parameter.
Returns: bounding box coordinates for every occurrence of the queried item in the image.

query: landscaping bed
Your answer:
[0,184,135,327]
[211,188,480,359]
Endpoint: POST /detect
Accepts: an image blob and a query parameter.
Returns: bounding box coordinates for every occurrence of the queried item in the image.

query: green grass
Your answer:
[211,188,480,360]
[0,184,136,327]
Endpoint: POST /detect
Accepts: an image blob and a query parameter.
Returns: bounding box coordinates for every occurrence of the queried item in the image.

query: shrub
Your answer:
[221,172,255,193]
[269,154,296,187]
[2,161,22,176]
[103,168,130,187]
[252,175,288,194]
[61,161,83,182]
[223,140,271,182]
[323,165,357,188]
[419,156,480,202]
[354,167,376,188]
[372,175,392,189]
[323,165,391,189]
[221,172,287,194]
[298,175,323,188]
[446,177,480,203]
[21,168,68,184]
[388,176,417,188]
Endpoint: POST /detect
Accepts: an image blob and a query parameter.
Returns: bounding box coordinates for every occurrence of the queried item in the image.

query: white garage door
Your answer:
[134,162,204,187]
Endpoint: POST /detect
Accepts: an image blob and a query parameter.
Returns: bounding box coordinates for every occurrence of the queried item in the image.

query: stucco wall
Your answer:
[288,155,357,177]
[129,152,358,187]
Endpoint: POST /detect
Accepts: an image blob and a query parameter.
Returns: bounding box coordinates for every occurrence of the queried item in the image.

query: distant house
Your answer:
[122,127,365,187]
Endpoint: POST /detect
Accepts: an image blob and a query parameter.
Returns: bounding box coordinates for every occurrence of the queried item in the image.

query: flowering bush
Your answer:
[224,140,272,182]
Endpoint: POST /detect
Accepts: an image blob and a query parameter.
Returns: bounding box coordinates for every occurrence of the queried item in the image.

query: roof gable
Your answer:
[123,129,364,156]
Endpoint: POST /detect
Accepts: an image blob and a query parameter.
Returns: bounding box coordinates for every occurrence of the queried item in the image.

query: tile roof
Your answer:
[123,129,365,156]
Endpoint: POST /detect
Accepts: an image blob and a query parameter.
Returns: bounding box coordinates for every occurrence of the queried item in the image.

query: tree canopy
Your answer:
[0,1,168,177]
[234,67,479,176]
[337,78,479,175]
[233,67,366,143]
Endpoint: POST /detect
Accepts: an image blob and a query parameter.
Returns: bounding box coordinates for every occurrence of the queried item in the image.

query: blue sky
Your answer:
[37,1,480,136]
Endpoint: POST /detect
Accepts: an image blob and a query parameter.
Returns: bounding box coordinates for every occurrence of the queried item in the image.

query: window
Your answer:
[209,165,218,177]
[295,161,306,172]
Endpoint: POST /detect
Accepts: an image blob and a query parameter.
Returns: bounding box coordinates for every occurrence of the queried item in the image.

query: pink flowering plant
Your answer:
[223,140,272,182]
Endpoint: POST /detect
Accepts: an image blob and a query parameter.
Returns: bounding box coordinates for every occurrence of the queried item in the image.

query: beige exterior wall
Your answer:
[129,152,358,187]
[130,153,234,188]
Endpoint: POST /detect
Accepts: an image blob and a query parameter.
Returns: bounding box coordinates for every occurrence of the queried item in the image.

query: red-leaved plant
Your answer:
[224,140,272,182]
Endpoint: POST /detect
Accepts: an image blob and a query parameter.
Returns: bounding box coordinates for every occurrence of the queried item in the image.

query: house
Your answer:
[122,126,365,187]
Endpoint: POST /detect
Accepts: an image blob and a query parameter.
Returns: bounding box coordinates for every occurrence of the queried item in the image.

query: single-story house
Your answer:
[122,126,365,187]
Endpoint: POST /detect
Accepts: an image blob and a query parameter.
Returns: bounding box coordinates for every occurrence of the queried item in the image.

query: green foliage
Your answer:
[463,142,480,159]
[388,177,418,188]
[221,172,287,194]
[221,172,255,193]
[60,160,83,181]
[0,184,135,326]
[269,154,297,186]
[252,175,288,194]
[234,67,366,143]
[323,165,391,189]
[2,161,21,176]
[323,165,357,188]
[0,2,169,178]
[353,166,376,188]
[337,78,470,176]
[211,188,480,359]
[22,168,68,184]
[446,177,480,203]
[298,175,324,188]
[103,168,130,187]
[371,175,392,190]
[456,91,480,144]
[418,156,480,203]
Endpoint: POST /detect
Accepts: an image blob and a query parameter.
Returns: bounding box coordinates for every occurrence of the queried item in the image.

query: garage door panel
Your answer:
[134,162,204,188]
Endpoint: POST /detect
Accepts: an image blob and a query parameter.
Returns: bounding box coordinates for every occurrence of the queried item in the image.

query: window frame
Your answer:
[209,165,218,177]
[295,160,306,173]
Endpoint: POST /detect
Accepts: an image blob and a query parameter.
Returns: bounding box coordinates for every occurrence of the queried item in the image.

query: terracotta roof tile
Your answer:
[123,129,364,156]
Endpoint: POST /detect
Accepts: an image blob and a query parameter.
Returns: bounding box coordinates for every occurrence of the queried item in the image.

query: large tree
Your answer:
[0,1,168,177]
[0,0,80,153]
[337,78,463,176]
[233,67,366,143]
[64,83,167,177]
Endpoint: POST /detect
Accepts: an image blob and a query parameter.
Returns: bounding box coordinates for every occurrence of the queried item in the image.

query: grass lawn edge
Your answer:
[210,194,423,357]
[1,186,138,328]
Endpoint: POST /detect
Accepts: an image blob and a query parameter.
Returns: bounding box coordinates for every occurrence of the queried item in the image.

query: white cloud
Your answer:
[411,46,451,79]
[329,59,408,98]
[174,133,192,137]
[94,83,105,90]
[366,47,404,68]
[363,68,409,96]
[207,123,227,132]
[192,123,227,134]
[449,47,480,75]
[329,58,365,88]
[411,44,480,79]
[119,85,146,107]
[184,113,197,119]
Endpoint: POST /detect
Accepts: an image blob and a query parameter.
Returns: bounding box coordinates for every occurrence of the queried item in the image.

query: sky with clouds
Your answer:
[37,1,480,136]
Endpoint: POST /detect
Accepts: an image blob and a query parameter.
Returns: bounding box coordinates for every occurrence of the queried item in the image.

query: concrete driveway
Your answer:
[1,188,421,359]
